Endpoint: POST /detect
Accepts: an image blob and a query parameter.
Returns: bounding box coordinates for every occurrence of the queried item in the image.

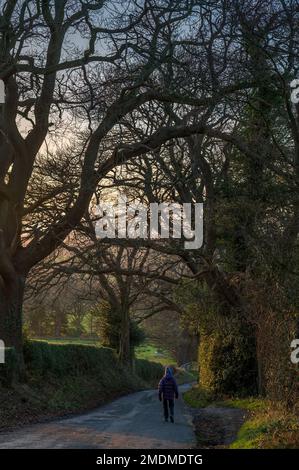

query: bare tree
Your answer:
[0,0,204,365]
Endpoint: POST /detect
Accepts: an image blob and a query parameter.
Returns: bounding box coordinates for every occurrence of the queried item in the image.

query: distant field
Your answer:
[32,337,101,346]
[135,344,175,366]
[33,338,175,365]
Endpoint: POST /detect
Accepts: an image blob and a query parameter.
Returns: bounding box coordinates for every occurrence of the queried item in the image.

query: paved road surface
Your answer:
[0,384,195,449]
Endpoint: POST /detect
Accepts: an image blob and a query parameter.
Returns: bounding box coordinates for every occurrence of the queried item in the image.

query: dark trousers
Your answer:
[163,398,174,419]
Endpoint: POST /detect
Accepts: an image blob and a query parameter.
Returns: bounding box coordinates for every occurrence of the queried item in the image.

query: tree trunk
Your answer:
[119,307,132,367]
[0,273,26,373]
[54,317,61,337]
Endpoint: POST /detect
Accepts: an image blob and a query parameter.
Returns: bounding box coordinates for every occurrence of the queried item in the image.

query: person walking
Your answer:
[158,366,179,423]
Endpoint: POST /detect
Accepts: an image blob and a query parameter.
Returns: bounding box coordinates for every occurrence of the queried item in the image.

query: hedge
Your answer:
[22,340,163,385]
[23,341,118,377]
[198,327,258,396]
[135,358,163,383]
[0,341,163,392]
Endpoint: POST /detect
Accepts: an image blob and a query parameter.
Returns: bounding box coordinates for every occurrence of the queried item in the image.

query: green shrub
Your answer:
[92,301,145,353]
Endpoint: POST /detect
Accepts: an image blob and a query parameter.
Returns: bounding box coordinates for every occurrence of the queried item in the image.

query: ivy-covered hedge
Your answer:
[199,326,258,396]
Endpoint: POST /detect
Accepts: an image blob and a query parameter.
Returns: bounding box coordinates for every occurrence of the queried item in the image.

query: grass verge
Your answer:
[183,385,299,449]
[183,384,216,408]
[225,399,299,449]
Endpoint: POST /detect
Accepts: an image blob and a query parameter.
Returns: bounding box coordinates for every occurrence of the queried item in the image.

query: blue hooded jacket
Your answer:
[158,366,179,400]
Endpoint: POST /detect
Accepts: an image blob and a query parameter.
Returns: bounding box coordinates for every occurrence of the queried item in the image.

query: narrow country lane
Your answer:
[0,384,195,449]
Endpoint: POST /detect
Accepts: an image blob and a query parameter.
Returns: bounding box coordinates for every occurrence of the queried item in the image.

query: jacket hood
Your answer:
[165,366,173,377]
